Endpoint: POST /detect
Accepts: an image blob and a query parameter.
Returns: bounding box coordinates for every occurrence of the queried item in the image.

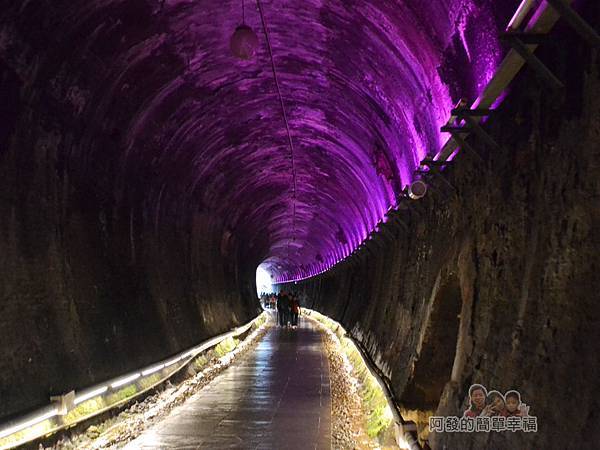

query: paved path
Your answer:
[125,315,331,449]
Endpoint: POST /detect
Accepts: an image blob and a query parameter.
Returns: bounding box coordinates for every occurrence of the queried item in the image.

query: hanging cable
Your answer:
[256,0,298,258]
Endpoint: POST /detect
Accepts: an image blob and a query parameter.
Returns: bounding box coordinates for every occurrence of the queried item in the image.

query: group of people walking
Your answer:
[274,290,301,327]
[259,290,302,327]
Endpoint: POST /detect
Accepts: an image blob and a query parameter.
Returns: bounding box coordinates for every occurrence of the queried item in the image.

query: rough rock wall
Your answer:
[0,142,260,421]
[0,125,260,421]
[0,39,259,424]
[290,17,600,450]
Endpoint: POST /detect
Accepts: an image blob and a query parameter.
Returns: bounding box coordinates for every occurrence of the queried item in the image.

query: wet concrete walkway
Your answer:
[125,315,331,449]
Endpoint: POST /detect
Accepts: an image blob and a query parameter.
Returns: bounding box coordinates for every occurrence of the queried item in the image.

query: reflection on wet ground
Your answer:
[125,316,331,449]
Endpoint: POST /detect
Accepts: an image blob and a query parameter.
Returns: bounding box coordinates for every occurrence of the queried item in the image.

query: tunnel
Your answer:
[0,0,599,449]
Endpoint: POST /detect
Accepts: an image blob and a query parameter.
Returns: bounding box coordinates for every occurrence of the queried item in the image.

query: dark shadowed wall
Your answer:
[0,121,260,420]
[0,52,260,422]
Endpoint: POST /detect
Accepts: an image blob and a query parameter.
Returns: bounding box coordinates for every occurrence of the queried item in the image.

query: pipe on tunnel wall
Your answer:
[284,17,600,448]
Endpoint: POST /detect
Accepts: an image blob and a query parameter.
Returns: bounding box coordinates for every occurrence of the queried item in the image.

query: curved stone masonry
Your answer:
[1,0,517,280]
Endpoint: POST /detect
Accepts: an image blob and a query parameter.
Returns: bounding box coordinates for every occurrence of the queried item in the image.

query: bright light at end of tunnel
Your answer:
[256,265,273,296]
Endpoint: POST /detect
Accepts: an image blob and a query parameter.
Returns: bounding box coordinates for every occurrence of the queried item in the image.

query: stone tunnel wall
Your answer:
[0,134,260,421]
[288,20,600,450]
[0,151,260,422]
[0,49,260,424]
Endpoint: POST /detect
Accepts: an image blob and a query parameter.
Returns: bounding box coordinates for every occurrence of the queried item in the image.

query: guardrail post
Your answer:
[50,391,75,417]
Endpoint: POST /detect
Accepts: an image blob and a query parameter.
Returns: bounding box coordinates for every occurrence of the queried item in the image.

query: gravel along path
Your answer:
[311,313,391,450]
[321,326,376,449]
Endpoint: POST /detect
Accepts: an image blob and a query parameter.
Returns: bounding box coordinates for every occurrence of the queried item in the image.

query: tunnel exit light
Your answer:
[256,265,273,296]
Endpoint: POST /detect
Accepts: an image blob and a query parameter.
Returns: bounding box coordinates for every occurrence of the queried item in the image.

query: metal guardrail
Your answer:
[0,312,268,450]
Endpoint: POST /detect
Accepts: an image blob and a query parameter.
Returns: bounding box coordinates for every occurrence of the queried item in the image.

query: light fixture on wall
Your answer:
[408,180,427,200]
[230,0,258,59]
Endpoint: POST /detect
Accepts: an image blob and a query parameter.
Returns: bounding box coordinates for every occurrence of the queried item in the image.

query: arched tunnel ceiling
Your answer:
[4,0,519,281]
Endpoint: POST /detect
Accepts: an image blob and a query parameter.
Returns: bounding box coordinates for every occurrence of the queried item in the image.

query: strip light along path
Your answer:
[125,315,331,449]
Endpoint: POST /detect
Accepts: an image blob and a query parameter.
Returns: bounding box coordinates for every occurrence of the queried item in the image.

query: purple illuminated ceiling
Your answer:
[17,0,519,281]
[220,0,516,281]
[135,0,519,281]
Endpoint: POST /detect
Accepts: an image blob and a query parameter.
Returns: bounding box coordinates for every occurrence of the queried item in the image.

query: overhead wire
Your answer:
[256,0,298,264]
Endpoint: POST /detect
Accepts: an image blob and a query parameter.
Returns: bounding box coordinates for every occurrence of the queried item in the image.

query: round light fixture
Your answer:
[230,24,259,60]
[408,180,428,200]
